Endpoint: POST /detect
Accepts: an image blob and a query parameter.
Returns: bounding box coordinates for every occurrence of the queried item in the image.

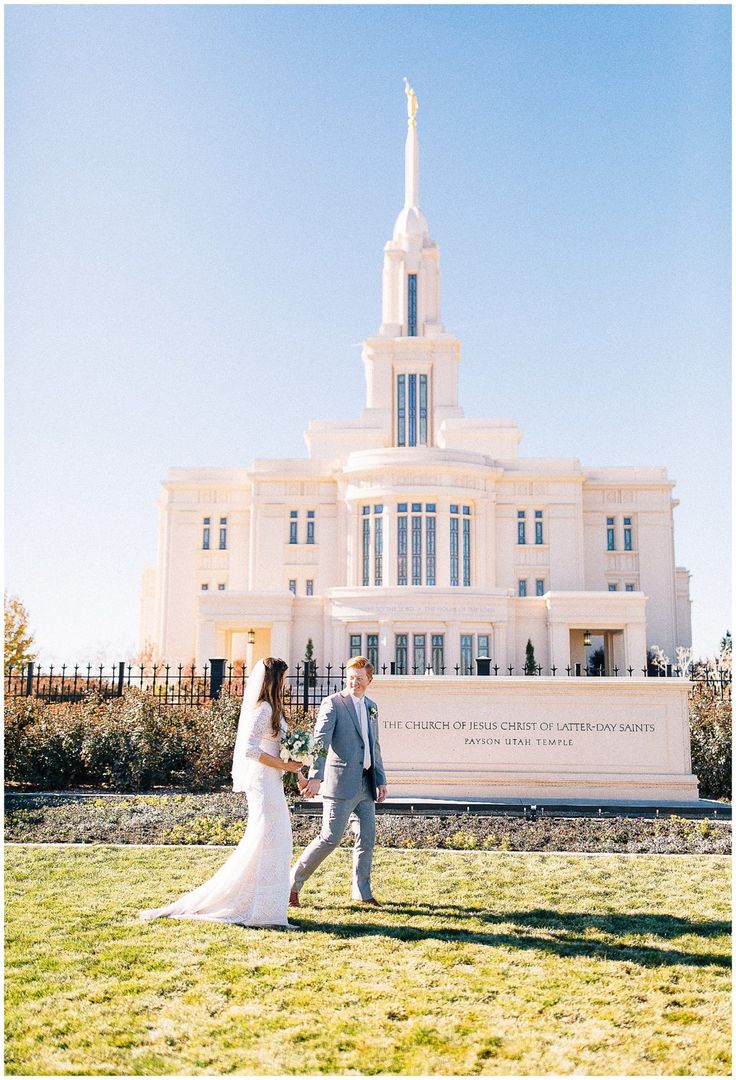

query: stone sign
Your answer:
[373,676,698,800]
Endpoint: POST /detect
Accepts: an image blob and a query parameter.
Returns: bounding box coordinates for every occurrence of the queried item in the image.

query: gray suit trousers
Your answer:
[290,774,376,900]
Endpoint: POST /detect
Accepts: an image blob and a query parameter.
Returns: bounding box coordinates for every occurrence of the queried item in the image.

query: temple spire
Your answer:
[378,80,443,338]
[403,77,420,208]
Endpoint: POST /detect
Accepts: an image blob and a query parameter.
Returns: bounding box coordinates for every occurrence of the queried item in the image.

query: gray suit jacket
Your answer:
[308,689,386,800]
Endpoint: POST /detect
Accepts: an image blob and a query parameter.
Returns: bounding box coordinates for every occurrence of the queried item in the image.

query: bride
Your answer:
[140,657,303,929]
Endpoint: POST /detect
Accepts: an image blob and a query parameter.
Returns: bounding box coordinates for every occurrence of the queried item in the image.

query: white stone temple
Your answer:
[140,84,692,676]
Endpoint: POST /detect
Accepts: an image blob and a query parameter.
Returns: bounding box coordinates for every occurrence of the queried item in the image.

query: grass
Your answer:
[5,845,731,1076]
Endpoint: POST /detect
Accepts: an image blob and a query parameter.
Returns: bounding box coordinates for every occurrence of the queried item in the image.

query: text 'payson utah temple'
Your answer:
[140,83,692,676]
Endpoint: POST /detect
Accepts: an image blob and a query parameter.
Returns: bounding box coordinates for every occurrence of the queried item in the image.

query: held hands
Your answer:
[376,785,388,804]
[302,778,322,798]
[283,759,303,774]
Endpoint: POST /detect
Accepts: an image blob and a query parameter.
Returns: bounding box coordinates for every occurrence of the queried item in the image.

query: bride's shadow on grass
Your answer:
[288,901,730,970]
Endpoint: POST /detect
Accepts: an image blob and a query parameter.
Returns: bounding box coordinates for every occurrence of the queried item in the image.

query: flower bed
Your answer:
[4,792,730,854]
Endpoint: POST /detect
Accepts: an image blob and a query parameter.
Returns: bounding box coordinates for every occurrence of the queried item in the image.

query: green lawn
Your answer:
[5,846,731,1076]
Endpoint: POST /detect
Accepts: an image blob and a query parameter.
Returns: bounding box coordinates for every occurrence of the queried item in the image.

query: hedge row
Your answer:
[2,691,288,793]
[4,792,730,854]
[4,682,732,799]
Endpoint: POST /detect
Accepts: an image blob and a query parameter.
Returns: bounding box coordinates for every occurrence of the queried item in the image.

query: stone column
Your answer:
[382,508,393,587]
[473,500,486,589]
[493,621,509,671]
[196,620,220,666]
[378,618,392,673]
[547,621,571,674]
[271,621,291,664]
[332,621,346,671]
[334,487,348,588]
[484,492,497,588]
[444,621,460,674]
[624,621,647,673]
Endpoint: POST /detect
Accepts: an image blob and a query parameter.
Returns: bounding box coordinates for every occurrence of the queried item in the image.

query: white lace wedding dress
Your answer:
[140,702,293,928]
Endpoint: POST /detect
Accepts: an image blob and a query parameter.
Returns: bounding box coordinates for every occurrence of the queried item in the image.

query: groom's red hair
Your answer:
[346,655,374,679]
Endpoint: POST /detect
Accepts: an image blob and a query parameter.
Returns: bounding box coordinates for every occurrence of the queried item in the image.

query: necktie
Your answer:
[356,696,371,770]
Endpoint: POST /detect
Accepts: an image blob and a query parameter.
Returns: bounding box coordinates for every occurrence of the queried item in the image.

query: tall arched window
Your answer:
[396,373,428,446]
[407,274,417,336]
[361,505,384,586]
[396,503,436,585]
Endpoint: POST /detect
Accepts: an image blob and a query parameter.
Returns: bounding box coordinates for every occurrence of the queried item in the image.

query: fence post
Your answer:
[302,658,309,713]
[117,661,125,697]
[209,659,226,700]
[24,661,34,697]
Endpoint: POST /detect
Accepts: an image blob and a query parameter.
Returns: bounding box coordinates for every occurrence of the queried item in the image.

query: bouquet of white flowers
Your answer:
[280,729,326,767]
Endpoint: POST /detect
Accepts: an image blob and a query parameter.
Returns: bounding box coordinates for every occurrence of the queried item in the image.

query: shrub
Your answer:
[178,693,241,791]
[689,681,731,800]
[4,692,317,793]
[4,697,87,788]
[80,691,189,791]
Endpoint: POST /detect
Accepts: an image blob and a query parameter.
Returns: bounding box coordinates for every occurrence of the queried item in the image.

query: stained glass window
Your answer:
[462,515,471,586]
[397,511,408,586]
[426,512,436,586]
[419,374,428,444]
[411,511,422,585]
[450,514,459,587]
[397,375,406,446]
[407,274,417,336]
[413,634,426,674]
[408,374,417,446]
[374,513,383,586]
[431,634,444,673]
[460,635,473,675]
[362,516,370,587]
[395,634,408,674]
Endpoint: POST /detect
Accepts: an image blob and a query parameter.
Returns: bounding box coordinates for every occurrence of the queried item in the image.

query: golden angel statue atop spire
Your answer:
[403,77,418,124]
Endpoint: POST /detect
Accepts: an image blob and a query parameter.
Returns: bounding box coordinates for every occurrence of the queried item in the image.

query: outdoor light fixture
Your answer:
[583,630,592,647]
[247,628,256,646]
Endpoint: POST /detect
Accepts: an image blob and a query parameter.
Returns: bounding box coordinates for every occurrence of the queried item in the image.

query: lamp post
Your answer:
[583,630,591,676]
[247,628,255,674]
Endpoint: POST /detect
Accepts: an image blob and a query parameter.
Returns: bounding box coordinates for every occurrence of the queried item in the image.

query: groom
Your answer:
[290,655,388,906]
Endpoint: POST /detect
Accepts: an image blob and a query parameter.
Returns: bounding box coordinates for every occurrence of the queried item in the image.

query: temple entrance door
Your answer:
[569,629,625,675]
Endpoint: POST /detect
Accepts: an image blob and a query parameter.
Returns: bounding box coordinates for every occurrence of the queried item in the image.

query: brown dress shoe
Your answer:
[289,890,300,908]
[358,897,381,907]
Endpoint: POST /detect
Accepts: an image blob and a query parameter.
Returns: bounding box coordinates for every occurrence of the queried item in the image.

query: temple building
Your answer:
[140,85,692,675]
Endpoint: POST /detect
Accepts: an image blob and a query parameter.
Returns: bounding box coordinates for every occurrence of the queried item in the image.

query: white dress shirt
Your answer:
[351,693,372,770]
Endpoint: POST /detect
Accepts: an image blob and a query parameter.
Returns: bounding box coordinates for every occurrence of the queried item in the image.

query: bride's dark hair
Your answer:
[257,657,289,736]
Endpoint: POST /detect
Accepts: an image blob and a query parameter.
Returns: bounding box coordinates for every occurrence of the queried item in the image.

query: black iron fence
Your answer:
[4,658,730,708]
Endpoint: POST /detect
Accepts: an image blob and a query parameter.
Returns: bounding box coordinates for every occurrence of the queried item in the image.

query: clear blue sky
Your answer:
[5,3,731,664]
